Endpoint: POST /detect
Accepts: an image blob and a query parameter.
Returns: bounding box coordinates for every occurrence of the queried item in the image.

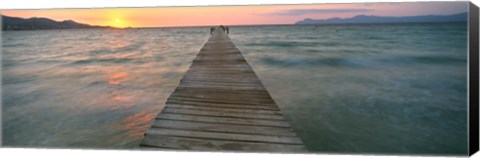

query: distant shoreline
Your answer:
[1,21,468,31]
[1,15,113,31]
[295,12,468,25]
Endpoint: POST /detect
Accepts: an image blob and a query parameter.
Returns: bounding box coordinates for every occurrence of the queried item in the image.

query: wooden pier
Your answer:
[139,27,306,152]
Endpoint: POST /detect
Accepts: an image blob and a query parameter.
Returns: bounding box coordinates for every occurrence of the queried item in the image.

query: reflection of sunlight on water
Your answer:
[108,72,128,85]
[123,111,155,138]
[111,94,134,110]
[2,27,207,148]
[114,95,131,102]
[107,70,132,110]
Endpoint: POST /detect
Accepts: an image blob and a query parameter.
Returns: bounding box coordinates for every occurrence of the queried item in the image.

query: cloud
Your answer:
[260,8,374,16]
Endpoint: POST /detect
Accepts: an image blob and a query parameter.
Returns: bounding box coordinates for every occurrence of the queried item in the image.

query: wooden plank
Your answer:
[141,135,306,152]
[166,99,280,110]
[188,68,253,72]
[165,104,281,115]
[177,85,267,91]
[168,95,275,104]
[165,101,280,111]
[170,91,272,100]
[152,119,297,136]
[156,113,291,127]
[179,81,263,87]
[136,145,180,151]
[194,54,245,59]
[146,128,303,144]
[168,95,273,103]
[182,76,260,82]
[170,93,272,101]
[174,87,271,95]
[166,97,277,107]
[162,107,284,120]
[183,75,259,81]
[189,61,252,64]
[186,71,254,76]
[178,83,263,89]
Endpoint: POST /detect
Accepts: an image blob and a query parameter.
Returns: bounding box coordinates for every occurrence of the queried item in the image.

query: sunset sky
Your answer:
[1,2,468,28]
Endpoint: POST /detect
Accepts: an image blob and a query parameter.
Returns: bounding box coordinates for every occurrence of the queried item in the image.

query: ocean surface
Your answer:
[2,23,468,154]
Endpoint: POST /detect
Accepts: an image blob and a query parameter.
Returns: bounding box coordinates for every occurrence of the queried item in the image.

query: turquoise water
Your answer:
[2,23,468,154]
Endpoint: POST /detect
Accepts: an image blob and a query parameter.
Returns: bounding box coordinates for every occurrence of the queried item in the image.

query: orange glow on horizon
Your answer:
[109,18,128,28]
[1,2,467,28]
[105,9,131,28]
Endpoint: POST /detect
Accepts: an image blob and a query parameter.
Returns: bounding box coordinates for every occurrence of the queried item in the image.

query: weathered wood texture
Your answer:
[139,28,306,152]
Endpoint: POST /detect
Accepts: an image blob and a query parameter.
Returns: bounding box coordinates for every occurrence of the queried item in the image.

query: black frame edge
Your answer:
[469,1,480,156]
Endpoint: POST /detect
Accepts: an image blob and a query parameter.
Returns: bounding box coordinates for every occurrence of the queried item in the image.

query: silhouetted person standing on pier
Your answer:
[210,27,215,34]
[218,25,229,34]
[213,25,229,34]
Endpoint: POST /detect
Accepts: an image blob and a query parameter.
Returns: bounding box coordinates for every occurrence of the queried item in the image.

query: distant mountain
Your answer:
[295,12,468,25]
[1,15,112,30]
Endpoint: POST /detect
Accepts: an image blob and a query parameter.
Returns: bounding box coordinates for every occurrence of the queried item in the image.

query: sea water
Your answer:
[2,23,468,154]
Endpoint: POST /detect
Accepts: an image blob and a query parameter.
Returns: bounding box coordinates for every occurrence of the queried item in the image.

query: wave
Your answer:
[412,56,467,64]
[378,55,467,65]
[260,54,466,68]
[88,42,146,56]
[246,41,320,48]
[70,57,138,65]
[2,43,26,47]
[261,56,364,68]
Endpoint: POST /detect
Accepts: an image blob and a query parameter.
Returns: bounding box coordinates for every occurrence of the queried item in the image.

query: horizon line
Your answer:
[1,11,468,29]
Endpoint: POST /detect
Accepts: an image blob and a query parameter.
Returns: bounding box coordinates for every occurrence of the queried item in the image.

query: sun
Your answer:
[109,18,128,28]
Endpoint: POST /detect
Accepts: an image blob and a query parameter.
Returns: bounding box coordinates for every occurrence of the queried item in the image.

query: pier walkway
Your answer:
[139,27,306,152]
